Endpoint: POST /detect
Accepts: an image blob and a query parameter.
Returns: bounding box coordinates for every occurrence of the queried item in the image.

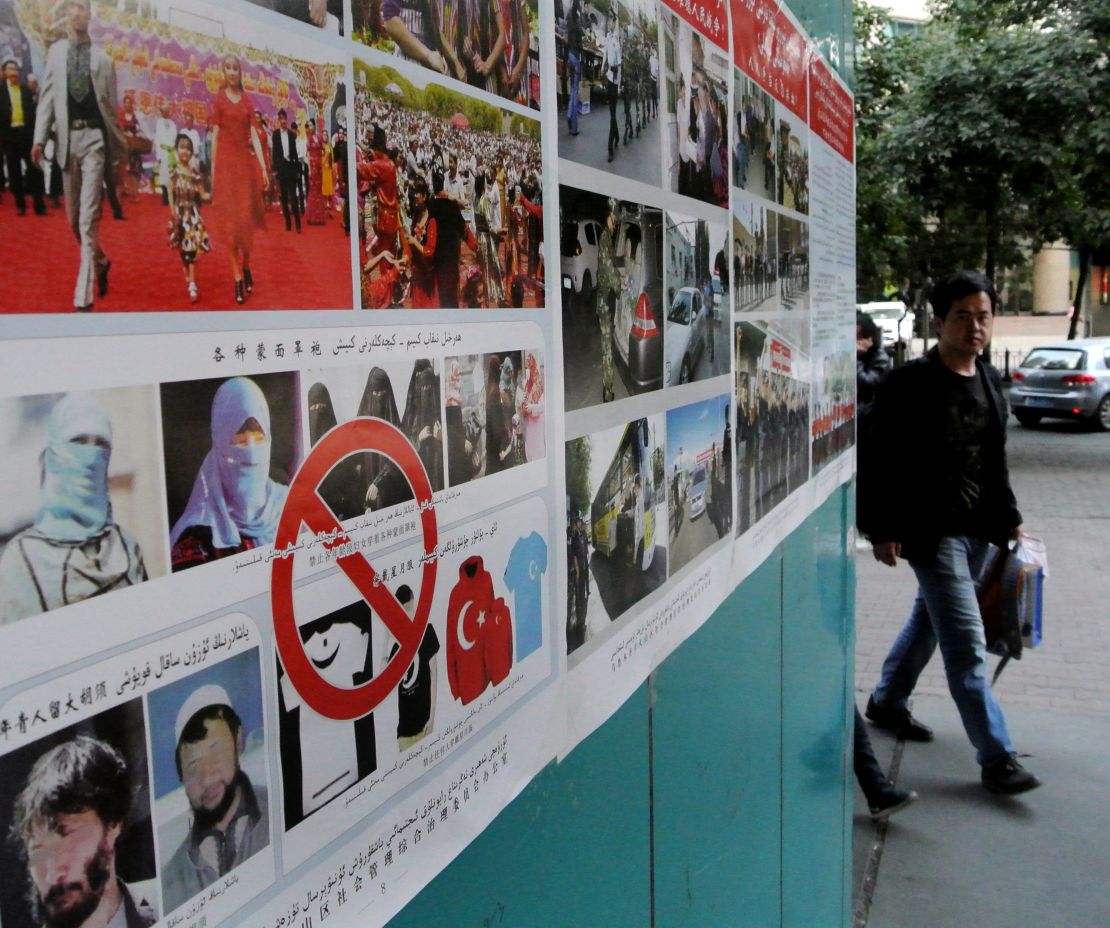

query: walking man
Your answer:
[603,10,620,163]
[860,270,1039,795]
[565,0,583,136]
[271,108,301,233]
[1,58,47,216]
[32,0,126,311]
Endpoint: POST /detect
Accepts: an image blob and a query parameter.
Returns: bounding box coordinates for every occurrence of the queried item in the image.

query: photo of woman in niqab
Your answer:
[484,355,510,475]
[307,381,364,522]
[170,377,288,571]
[401,360,444,492]
[0,394,147,622]
[358,367,413,510]
[445,361,473,487]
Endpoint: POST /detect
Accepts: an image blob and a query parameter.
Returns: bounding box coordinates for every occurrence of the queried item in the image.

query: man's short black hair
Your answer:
[857,311,880,344]
[174,705,243,779]
[278,108,287,118]
[930,270,998,320]
[12,737,130,845]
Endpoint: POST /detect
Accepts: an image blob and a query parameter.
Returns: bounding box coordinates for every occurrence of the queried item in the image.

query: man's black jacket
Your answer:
[857,347,1021,564]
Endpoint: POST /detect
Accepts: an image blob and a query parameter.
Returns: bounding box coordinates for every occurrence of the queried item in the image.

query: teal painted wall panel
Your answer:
[652,549,784,928]
[386,686,652,928]
[781,490,853,928]
[386,486,854,928]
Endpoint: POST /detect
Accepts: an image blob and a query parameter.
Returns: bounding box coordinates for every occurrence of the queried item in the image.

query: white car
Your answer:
[665,286,709,385]
[858,301,915,348]
[560,218,603,296]
[688,465,707,519]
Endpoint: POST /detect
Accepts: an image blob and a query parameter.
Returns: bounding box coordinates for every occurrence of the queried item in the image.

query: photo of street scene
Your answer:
[734,322,810,536]
[352,0,541,109]
[556,0,662,185]
[560,186,664,410]
[445,351,546,487]
[732,70,775,197]
[664,211,729,386]
[565,415,667,655]
[811,344,855,473]
[665,394,731,575]
[732,198,809,315]
[354,61,543,309]
[662,10,728,207]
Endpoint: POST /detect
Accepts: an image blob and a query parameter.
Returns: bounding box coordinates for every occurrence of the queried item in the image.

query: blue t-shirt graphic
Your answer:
[504,532,548,660]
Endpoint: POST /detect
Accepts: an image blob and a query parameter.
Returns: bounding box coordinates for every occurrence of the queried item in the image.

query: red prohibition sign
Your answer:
[272,418,438,721]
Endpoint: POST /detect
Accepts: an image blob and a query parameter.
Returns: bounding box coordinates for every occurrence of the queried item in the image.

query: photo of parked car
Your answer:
[664,212,730,387]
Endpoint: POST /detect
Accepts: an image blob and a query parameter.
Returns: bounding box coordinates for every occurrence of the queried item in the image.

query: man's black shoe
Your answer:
[97,260,111,298]
[981,753,1041,795]
[868,787,917,821]
[866,696,934,742]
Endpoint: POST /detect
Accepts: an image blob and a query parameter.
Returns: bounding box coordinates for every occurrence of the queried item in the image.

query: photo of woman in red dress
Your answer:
[209,55,269,305]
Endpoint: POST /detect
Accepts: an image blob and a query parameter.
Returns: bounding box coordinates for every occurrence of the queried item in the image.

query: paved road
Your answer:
[589,544,668,621]
[558,94,662,188]
[855,408,1110,716]
[561,292,639,411]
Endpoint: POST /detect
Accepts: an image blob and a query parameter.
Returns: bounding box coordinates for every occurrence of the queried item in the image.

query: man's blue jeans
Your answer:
[873,535,1014,766]
[567,53,581,133]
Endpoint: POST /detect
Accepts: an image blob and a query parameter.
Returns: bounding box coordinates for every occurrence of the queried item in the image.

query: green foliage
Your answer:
[566,438,593,520]
[854,0,1110,304]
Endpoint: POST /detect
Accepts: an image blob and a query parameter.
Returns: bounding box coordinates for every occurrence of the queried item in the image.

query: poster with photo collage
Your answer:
[0,0,854,923]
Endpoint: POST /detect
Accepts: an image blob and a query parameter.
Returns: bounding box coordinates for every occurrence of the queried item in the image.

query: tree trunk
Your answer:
[1067,248,1091,341]
[985,199,999,282]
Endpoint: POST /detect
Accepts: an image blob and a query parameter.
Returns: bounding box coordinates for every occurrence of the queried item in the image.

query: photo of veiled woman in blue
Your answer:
[161,374,301,572]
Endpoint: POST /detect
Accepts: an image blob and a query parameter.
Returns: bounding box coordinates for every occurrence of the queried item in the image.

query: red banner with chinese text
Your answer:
[662,0,729,51]
[809,55,854,162]
[731,0,808,120]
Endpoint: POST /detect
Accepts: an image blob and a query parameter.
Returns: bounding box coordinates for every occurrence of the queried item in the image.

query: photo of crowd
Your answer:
[811,346,855,472]
[559,186,664,410]
[445,350,546,487]
[352,0,540,109]
[662,10,728,207]
[732,198,809,315]
[555,0,661,186]
[734,322,810,535]
[353,61,543,309]
[664,211,729,386]
[732,70,775,199]
[304,360,444,520]
[731,196,775,313]
[160,373,302,573]
[0,0,353,313]
[0,388,167,624]
[0,699,159,928]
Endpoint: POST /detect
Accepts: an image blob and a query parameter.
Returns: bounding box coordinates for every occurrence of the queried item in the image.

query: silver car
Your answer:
[1010,338,1110,430]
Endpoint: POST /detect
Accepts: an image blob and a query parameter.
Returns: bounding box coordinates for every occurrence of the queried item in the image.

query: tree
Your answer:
[855,0,1110,336]
[565,438,592,520]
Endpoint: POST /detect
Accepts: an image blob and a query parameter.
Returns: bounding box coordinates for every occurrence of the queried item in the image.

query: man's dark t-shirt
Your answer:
[940,366,990,535]
[389,624,440,738]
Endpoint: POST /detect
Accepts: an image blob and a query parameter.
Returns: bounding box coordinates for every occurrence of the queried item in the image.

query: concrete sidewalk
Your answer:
[851,694,1110,928]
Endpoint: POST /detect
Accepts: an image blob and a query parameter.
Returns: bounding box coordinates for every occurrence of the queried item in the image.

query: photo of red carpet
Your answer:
[0,193,354,313]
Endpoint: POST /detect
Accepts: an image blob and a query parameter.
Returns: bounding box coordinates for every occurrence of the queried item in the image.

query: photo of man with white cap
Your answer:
[160,681,269,914]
